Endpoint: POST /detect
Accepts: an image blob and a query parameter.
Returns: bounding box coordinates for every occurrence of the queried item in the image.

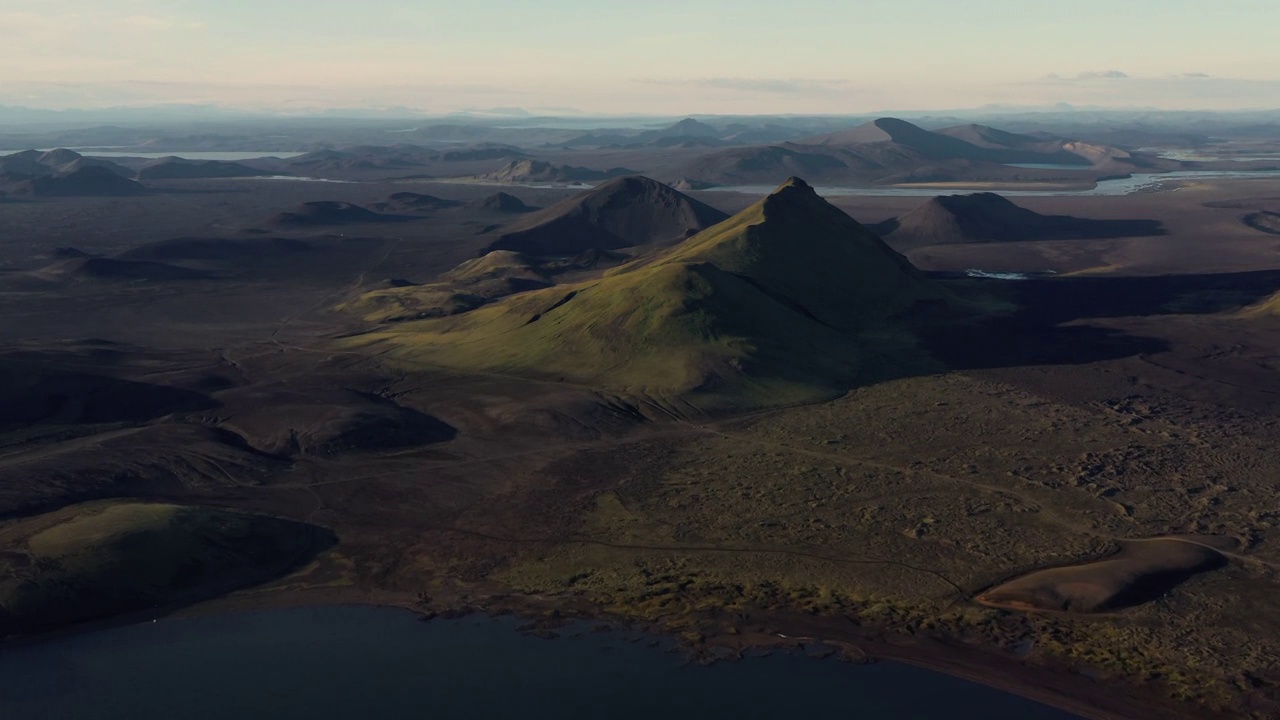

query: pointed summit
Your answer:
[657,175,934,330]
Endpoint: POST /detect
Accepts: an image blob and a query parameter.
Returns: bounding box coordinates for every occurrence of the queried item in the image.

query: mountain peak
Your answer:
[754,176,834,220]
[774,176,815,193]
[766,175,822,202]
[659,175,937,332]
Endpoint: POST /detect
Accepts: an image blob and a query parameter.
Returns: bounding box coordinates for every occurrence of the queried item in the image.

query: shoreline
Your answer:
[0,579,1238,720]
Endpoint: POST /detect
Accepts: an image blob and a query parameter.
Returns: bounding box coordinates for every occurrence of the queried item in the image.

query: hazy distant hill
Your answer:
[807,117,1094,166]
[371,192,463,214]
[477,159,635,183]
[138,157,274,180]
[667,117,1144,187]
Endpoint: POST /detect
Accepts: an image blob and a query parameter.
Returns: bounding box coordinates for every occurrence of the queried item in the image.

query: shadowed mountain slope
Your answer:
[465,192,536,214]
[371,192,463,213]
[484,176,729,256]
[268,201,403,226]
[875,193,1166,245]
[0,502,333,636]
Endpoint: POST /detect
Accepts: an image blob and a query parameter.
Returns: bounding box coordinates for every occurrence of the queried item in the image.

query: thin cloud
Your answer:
[1017,73,1280,109]
[1074,70,1129,80]
[633,77,860,95]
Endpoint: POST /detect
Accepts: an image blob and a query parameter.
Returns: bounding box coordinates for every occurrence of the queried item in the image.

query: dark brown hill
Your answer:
[268,201,401,226]
[69,257,211,282]
[484,176,729,256]
[32,253,210,284]
[371,192,462,213]
[464,192,536,214]
[874,192,1166,245]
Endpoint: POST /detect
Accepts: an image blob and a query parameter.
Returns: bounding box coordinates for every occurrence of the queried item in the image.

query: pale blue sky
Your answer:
[2,0,1277,112]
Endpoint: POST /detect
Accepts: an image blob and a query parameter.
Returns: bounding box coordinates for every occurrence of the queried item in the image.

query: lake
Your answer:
[0,150,304,161]
[708,169,1280,198]
[1003,163,1093,170]
[0,606,1084,720]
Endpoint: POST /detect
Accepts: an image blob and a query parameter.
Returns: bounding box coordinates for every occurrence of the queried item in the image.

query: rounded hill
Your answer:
[485,176,730,256]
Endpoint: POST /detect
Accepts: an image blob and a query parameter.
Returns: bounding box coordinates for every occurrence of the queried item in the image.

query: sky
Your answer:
[3,0,1279,114]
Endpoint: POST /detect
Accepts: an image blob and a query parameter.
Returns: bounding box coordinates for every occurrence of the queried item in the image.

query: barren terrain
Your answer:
[2,152,1280,719]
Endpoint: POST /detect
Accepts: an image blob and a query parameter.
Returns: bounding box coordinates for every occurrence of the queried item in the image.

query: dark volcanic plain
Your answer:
[3,116,1280,720]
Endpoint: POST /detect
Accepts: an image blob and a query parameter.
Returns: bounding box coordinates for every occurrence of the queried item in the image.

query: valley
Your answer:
[2,116,1280,719]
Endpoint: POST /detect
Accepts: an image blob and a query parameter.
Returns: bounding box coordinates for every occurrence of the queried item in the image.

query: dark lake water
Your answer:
[0,150,303,161]
[0,606,1084,720]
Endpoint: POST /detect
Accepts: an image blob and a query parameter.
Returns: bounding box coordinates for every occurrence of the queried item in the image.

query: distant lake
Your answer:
[1153,149,1280,163]
[710,169,1280,198]
[1003,162,1094,170]
[0,606,1083,720]
[0,150,304,161]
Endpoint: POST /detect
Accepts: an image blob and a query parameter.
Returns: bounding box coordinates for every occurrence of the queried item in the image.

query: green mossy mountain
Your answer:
[353,178,944,411]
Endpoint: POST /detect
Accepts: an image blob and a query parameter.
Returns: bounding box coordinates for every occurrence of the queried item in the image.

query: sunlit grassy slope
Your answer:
[1244,291,1280,318]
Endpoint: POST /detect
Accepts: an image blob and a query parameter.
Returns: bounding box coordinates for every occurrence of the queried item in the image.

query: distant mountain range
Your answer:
[664,117,1148,186]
